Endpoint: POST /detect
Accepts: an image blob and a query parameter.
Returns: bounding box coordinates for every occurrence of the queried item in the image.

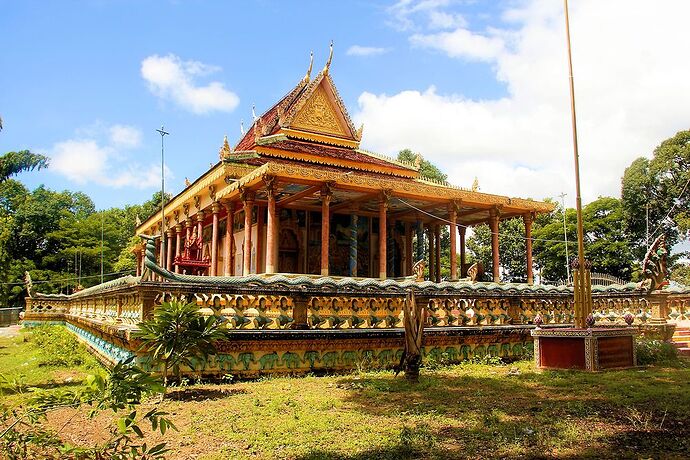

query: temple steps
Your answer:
[671,326,690,356]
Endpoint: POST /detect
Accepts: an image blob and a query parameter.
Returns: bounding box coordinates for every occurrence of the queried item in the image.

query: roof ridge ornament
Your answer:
[302,51,314,84]
[219,135,232,160]
[240,119,245,135]
[252,104,258,122]
[323,40,334,75]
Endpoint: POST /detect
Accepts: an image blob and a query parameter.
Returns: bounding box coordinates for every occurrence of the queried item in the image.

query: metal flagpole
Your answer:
[156,126,170,273]
[564,0,590,328]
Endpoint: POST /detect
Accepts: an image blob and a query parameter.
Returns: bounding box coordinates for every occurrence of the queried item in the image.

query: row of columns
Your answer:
[142,181,534,283]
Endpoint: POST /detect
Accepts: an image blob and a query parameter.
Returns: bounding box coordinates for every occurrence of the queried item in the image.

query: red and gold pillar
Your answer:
[460,226,467,277]
[434,224,441,283]
[266,177,277,274]
[489,208,500,282]
[378,194,388,279]
[174,224,182,273]
[166,229,174,271]
[524,213,534,284]
[242,190,255,276]
[449,204,458,280]
[210,202,220,276]
[223,202,234,276]
[320,184,333,276]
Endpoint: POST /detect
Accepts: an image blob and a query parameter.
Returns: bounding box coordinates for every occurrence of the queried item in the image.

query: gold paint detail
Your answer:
[291,85,346,137]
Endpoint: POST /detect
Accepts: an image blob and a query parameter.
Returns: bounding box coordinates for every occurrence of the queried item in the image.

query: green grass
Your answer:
[2,327,689,459]
[0,326,103,407]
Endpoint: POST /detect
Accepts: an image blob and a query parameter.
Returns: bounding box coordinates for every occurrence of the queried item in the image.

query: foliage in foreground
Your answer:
[635,338,680,366]
[30,325,95,367]
[0,328,175,459]
[135,300,228,383]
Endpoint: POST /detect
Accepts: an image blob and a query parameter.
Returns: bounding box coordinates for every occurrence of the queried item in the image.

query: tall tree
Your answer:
[0,150,49,182]
[621,130,690,259]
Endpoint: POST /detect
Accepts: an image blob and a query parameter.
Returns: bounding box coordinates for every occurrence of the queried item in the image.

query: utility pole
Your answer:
[558,192,571,284]
[156,126,170,272]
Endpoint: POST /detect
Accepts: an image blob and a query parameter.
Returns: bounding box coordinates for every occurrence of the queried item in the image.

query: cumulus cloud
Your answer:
[346,45,390,57]
[357,0,690,205]
[50,124,171,189]
[141,54,240,114]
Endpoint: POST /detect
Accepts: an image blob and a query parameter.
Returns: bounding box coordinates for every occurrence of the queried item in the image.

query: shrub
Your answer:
[134,300,228,384]
[635,338,679,365]
[29,325,94,367]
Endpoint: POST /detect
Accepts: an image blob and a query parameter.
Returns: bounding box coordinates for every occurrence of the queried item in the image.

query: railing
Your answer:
[23,276,690,331]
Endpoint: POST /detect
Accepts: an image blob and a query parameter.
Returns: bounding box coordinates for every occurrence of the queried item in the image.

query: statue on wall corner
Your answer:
[638,234,669,291]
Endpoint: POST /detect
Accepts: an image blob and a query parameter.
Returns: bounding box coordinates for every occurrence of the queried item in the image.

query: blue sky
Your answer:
[3,0,690,210]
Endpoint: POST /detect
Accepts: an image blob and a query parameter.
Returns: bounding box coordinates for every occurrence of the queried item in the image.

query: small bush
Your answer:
[29,325,94,367]
[635,338,679,365]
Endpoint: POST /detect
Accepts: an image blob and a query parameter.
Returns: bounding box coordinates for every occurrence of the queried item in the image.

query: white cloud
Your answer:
[141,54,239,114]
[387,0,452,31]
[411,27,505,61]
[357,0,690,205]
[346,45,389,57]
[109,125,142,148]
[50,125,172,189]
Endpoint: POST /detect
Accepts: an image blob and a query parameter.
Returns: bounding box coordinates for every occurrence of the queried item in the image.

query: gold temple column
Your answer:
[140,248,145,277]
[242,190,255,276]
[449,204,458,280]
[434,224,441,282]
[524,213,534,284]
[174,224,182,273]
[135,249,141,277]
[185,218,192,241]
[489,208,500,282]
[460,226,467,277]
[265,176,277,274]
[166,229,174,271]
[223,203,234,276]
[256,206,265,273]
[210,202,220,276]
[320,184,333,276]
[378,194,389,279]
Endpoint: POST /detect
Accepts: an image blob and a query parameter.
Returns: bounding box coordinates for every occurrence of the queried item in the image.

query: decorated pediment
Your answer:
[291,83,348,137]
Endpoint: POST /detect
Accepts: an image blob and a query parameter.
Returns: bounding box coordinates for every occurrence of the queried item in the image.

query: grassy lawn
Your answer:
[2,328,689,459]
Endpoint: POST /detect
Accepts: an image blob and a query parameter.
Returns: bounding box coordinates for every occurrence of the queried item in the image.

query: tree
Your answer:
[533,197,635,281]
[466,218,527,282]
[622,130,690,260]
[0,150,49,182]
[398,149,448,182]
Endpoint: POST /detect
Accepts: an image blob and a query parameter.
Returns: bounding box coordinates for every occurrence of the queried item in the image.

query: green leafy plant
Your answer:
[635,338,680,366]
[30,325,94,367]
[134,300,228,384]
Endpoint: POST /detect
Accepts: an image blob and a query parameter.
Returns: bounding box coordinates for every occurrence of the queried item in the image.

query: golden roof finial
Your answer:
[472,177,480,192]
[303,51,314,84]
[219,135,232,160]
[323,40,334,75]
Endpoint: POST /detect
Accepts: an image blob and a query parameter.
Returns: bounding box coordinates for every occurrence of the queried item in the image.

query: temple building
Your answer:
[134,51,553,283]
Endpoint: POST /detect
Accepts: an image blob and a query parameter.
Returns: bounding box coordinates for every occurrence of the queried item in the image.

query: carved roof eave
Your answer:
[213,162,554,215]
[253,145,418,179]
[136,162,229,234]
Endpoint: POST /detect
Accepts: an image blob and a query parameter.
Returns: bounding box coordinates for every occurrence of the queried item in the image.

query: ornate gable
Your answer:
[291,84,348,137]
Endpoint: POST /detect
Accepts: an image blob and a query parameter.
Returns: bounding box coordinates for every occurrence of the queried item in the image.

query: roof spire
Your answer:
[323,40,334,75]
[240,119,245,135]
[219,135,232,160]
[303,51,314,84]
[252,104,258,122]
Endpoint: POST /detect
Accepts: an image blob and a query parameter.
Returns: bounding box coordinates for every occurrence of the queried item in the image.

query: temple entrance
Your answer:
[278,228,299,273]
